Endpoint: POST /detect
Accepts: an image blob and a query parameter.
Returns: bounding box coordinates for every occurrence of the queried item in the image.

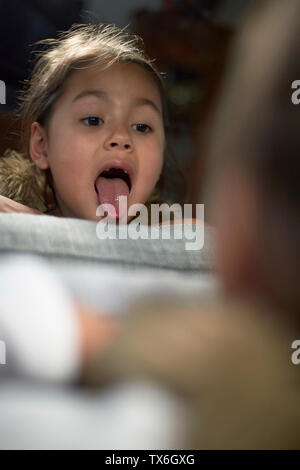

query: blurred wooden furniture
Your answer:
[134,10,233,204]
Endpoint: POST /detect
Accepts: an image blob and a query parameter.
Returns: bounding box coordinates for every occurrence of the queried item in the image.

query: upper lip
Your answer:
[94,158,136,192]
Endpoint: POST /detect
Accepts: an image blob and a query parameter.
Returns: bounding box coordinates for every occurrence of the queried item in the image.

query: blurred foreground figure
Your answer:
[86,0,300,449]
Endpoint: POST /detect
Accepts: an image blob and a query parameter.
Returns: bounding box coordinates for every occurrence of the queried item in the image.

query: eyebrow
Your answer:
[72,90,161,114]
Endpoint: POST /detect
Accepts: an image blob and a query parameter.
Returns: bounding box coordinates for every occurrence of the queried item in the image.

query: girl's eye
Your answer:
[82,116,103,126]
[132,123,152,133]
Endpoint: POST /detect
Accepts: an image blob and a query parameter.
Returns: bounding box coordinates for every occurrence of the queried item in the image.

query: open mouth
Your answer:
[94,164,134,218]
[94,167,132,193]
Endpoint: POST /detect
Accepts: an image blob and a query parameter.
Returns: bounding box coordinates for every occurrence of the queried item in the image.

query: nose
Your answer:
[104,125,133,152]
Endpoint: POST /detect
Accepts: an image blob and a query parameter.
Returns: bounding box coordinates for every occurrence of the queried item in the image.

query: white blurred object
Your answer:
[0,255,80,383]
[0,380,186,450]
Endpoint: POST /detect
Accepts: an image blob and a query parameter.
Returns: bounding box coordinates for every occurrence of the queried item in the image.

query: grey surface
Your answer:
[0,213,214,272]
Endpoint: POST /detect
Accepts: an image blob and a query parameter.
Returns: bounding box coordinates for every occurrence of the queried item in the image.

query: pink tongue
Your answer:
[95,176,129,218]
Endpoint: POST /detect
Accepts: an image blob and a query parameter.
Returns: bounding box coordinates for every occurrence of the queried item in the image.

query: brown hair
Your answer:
[16,23,183,212]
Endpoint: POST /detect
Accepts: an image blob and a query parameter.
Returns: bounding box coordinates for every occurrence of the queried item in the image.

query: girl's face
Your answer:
[30,62,165,221]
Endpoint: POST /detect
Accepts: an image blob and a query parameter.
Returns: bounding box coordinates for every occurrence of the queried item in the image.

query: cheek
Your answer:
[141,138,164,180]
[48,129,92,177]
[142,155,163,187]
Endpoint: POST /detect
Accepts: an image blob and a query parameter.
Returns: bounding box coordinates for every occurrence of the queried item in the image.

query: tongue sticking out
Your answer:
[95,176,129,218]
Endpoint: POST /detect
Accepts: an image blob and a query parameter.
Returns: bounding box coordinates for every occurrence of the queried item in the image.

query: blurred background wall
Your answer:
[0,0,256,204]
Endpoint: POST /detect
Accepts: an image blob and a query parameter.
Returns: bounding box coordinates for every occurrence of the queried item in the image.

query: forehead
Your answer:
[60,62,162,110]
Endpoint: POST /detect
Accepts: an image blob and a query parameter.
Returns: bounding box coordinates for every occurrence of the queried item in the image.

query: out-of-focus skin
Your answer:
[76,301,119,369]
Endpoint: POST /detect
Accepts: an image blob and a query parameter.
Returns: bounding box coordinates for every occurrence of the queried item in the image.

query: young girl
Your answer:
[0,24,181,222]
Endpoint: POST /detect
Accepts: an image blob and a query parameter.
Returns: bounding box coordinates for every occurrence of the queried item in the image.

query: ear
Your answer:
[29,122,50,170]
